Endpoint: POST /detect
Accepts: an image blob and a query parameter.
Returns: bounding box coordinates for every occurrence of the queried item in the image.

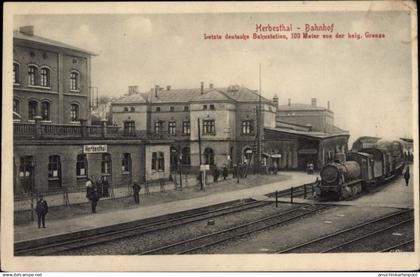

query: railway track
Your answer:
[277,209,414,253]
[139,204,330,255]
[15,199,271,256]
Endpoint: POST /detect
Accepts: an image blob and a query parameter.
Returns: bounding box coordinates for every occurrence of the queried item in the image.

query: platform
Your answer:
[14,172,318,243]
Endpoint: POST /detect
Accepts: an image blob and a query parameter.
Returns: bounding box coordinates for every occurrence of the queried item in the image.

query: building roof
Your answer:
[277,103,330,112]
[13,30,97,56]
[113,86,274,105]
[113,93,148,104]
[265,127,349,140]
[190,89,234,102]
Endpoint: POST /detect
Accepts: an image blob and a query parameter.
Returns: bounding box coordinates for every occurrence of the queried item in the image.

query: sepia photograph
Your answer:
[1,1,418,272]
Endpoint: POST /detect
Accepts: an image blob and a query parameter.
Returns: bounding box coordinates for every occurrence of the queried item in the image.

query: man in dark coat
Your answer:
[132,182,141,204]
[213,166,219,183]
[404,166,410,186]
[35,195,48,228]
[222,165,228,181]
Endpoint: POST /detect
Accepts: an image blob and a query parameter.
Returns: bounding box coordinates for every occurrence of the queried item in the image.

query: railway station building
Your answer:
[12,26,171,196]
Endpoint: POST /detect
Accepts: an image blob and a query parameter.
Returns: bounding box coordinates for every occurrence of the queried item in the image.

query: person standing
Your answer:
[222,165,228,181]
[213,166,219,183]
[404,166,410,186]
[102,176,110,198]
[90,185,100,213]
[132,182,141,204]
[35,195,48,228]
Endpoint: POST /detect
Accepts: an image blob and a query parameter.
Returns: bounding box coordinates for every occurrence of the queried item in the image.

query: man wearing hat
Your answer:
[35,195,48,228]
[132,181,141,205]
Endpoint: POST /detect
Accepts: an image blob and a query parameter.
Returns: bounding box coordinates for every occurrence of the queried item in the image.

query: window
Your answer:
[41,101,50,121]
[170,106,175,112]
[156,107,161,112]
[101,153,112,175]
[70,104,79,122]
[28,65,38,86]
[241,120,254,134]
[203,105,208,110]
[154,121,163,133]
[204,148,215,165]
[70,71,79,91]
[152,152,165,171]
[28,101,38,120]
[202,119,215,135]
[182,121,191,135]
[122,153,131,173]
[76,154,88,177]
[19,156,34,193]
[13,99,20,114]
[168,121,176,135]
[184,106,189,111]
[181,147,191,165]
[123,120,136,136]
[124,107,129,112]
[48,155,62,188]
[40,67,50,87]
[210,104,215,110]
[130,107,135,112]
[13,63,19,84]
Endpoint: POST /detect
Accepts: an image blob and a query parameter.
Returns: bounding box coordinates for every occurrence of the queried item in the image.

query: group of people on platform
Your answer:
[85,176,110,213]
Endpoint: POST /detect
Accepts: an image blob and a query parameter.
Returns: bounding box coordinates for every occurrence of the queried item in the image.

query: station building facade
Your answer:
[111,84,277,170]
[12,27,171,196]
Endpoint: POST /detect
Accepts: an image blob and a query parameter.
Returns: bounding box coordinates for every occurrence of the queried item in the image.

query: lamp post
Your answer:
[179,152,183,190]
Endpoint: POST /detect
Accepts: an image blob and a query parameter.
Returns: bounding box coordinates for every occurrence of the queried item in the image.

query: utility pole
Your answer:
[257,63,262,174]
[198,118,203,190]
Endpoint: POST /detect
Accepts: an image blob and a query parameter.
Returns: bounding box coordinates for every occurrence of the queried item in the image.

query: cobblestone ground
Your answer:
[15,173,291,226]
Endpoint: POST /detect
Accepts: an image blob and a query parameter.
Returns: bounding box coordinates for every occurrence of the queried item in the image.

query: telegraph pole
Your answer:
[198,118,203,190]
[257,63,262,174]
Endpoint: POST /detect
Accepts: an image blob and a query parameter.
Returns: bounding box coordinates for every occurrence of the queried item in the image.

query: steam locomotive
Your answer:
[316,140,405,200]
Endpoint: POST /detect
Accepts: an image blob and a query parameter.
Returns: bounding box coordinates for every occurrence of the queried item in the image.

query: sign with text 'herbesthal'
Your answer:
[83,145,108,154]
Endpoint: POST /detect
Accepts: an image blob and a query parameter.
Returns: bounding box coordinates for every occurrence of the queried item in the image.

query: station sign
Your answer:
[200,164,210,171]
[83,145,108,154]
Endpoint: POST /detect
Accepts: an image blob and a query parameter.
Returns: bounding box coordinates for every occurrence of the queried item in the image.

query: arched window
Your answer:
[28,101,38,120]
[124,107,129,112]
[70,104,79,122]
[28,65,38,86]
[243,147,253,162]
[40,67,50,87]
[70,71,79,91]
[101,153,112,175]
[41,101,50,121]
[13,63,20,84]
[181,147,191,165]
[204,148,215,165]
[122,153,131,173]
[130,107,135,112]
[76,154,88,177]
[48,155,62,188]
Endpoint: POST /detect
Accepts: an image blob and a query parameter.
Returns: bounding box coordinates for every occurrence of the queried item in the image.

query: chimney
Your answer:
[200,82,204,94]
[19,26,34,36]
[288,98,291,107]
[166,85,171,91]
[327,101,331,110]
[209,83,214,89]
[273,95,279,111]
[128,85,138,95]
[311,98,317,107]
[154,85,159,98]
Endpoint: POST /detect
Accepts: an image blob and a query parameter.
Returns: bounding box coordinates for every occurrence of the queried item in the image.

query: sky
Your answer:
[13,11,414,143]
